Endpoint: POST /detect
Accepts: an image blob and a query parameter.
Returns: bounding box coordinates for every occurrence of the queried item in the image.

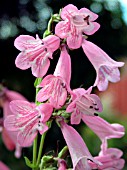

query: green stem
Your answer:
[36,132,47,167]
[32,135,38,170]
[47,16,53,33]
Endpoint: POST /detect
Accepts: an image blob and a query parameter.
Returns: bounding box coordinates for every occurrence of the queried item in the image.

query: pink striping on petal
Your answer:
[61,4,78,20]
[60,121,101,169]
[54,45,71,87]
[82,40,124,91]
[31,55,50,77]
[82,115,125,140]
[14,35,37,51]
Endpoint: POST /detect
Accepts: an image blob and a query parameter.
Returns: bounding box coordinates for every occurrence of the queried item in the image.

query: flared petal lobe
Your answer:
[4,100,53,147]
[89,140,125,169]
[82,40,124,91]
[60,121,101,170]
[14,35,60,77]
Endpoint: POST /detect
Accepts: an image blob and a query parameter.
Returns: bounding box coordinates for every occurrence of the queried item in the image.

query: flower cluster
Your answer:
[2,4,125,170]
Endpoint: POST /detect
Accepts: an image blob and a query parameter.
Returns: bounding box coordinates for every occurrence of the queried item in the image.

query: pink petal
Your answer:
[55,21,69,39]
[60,4,78,20]
[58,159,67,170]
[0,162,10,170]
[54,45,71,87]
[79,8,99,21]
[17,126,38,147]
[5,90,27,101]
[60,121,100,169]
[2,128,15,151]
[37,75,54,87]
[43,35,60,52]
[9,100,35,116]
[37,103,53,122]
[14,35,35,51]
[15,52,32,70]
[82,40,124,91]
[82,115,125,140]
[4,115,19,131]
[67,33,82,49]
[83,22,100,35]
[31,55,50,77]
[71,111,81,125]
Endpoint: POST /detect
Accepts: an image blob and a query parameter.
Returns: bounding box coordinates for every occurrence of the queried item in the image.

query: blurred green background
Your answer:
[0,0,127,169]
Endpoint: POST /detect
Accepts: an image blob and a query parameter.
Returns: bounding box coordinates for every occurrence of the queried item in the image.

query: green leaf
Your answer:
[24,156,37,168]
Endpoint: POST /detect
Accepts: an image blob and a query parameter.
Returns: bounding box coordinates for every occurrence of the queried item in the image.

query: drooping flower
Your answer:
[36,45,71,109]
[89,139,125,169]
[60,120,101,170]
[82,39,124,91]
[66,87,103,124]
[0,85,27,158]
[4,100,53,147]
[14,34,60,77]
[82,114,125,141]
[0,161,10,170]
[55,4,100,49]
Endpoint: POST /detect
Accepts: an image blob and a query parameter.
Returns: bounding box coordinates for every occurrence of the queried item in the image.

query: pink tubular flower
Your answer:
[0,161,10,170]
[66,87,103,124]
[58,159,67,170]
[0,86,27,158]
[89,140,125,169]
[4,100,53,147]
[36,45,71,109]
[14,34,60,77]
[55,4,100,49]
[82,39,124,91]
[60,120,101,170]
[82,114,125,141]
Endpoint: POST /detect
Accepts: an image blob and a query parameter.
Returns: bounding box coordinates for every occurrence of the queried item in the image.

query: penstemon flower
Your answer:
[89,140,125,169]
[4,100,53,147]
[59,120,101,170]
[36,45,71,109]
[82,39,124,91]
[55,4,100,49]
[66,87,103,124]
[14,34,60,77]
[0,85,27,158]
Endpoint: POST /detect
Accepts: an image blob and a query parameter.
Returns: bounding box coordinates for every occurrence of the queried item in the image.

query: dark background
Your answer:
[0,0,127,169]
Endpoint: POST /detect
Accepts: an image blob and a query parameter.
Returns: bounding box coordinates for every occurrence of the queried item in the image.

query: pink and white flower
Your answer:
[66,87,103,124]
[55,4,100,49]
[60,120,101,170]
[4,100,53,147]
[89,140,125,169]
[36,45,71,109]
[0,86,27,158]
[14,34,60,77]
[82,114,125,141]
[82,39,124,91]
